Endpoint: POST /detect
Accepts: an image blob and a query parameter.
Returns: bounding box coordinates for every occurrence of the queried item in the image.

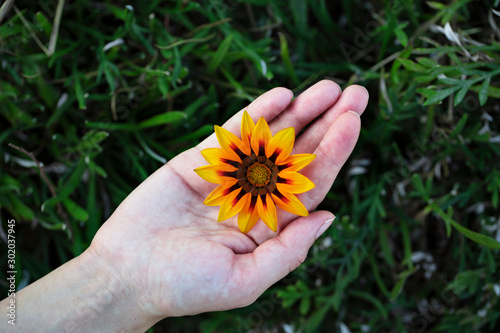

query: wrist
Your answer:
[75,246,162,332]
[0,247,161,332]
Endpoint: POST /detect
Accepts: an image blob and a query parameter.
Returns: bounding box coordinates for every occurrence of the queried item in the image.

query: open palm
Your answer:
[88,80,368,321]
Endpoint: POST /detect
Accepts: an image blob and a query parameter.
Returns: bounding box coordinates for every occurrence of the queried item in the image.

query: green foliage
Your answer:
[1,0,500,332]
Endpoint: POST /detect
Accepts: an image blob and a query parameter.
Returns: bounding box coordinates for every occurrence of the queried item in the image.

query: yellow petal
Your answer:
[238,195,259,233]
[241,111,255,152]
[266,127,295,164]
[256,194,277,232]
[277,170,315,194]
[204,180,239,206]
[194,164,237,184]
[251,117,272,156]
[277,153,316,172]
[200,148,239,167]
[218,190,249,222]
[271,191,309,216]
[214,125,248,163]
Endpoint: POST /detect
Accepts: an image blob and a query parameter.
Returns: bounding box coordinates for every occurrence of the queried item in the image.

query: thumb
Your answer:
[235,211,335,298]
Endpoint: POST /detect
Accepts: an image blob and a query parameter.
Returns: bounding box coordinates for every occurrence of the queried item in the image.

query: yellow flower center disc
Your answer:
[247,162,271,187]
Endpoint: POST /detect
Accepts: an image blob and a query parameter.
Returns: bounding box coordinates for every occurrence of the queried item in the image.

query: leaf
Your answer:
[279,32,299,85]
[83,130,109,146]
[183,96,207,117]
[138,111,187,128]
[41,161,87,210]
[169,124,213,143]
[470,84,500,98]
[417,57,438,68]
[6,194,35,221]
[379,230,395,267]
[349,290,389,319]
[395,28,408,47]
[486,172,499,209]
[35,12,52,36]
[130,22,155,55]
[479,75,491,106]
[38,220,66,231]
[451,219,500,249]
[74,76,86,110]
[85,121,137,131]
[411,174,428,201]
[417,86,461,105]
[207,34,234,73]
[303,301,331,333]
[427,1,446,10]
[450,114,468,137]
[448,270,481,296]
[432,204,500,249]
[62,198,89,221]
[299,297,311,315]
[398,58,427,72]
[437,77,463,85]
[389,268,416,300]
[172,46,182,85]
[89,160,108,178]
[454,84,470,106]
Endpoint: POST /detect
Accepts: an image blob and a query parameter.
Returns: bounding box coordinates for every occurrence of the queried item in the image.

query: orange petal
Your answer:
[241,111,255,152]
[200,148,237,166]
[271,191,309,216]
[214,125,248,163]
[218,190,249,222]
[277,153,316,172]
[204,180,239,206]
[238,195,259,233]
[266,127,295,164]
[256,194,277,232]
[251,117,272,156]
[277,170,315,194]
[194,164,237,184]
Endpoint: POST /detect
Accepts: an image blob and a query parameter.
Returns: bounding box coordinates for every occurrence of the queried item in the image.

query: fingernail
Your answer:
[347,110,361,119]
[315,215,336,239]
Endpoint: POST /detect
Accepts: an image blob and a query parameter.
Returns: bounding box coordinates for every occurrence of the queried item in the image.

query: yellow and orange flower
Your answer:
[194,111,316,233]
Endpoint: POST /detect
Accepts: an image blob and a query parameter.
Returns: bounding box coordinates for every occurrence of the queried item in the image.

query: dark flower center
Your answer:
[235,152,280,196]
[247,163,271,186]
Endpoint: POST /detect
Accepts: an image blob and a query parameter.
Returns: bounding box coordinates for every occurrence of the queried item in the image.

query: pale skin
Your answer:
[1,80,368,332]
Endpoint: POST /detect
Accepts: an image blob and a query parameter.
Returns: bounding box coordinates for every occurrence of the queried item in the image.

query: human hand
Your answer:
[84,80,368,326]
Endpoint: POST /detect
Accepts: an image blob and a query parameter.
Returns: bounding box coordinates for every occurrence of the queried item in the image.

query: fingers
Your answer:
[247,110,362,243]
[232,211,335,299]
[268,80,341,134]
[300,111,361,210]
[293,85,368,154]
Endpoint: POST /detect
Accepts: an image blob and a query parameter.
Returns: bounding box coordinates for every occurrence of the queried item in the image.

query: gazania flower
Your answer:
[194,111,315,233]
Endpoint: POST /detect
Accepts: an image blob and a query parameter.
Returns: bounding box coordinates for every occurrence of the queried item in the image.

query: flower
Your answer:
[194,111,316,233]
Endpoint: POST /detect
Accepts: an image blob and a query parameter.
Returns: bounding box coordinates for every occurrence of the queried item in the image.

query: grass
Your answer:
[1,0,500,332]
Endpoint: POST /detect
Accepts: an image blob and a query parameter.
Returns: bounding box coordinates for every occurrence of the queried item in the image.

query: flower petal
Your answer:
[201,148,239,167]
[214,125,248,163]
[251,117,272,156]
[271,191,309,216]
[218,190,249,222]
[238,195,259,233]
[277,170,315,194]
[256,194,278,232]
[241,110,255,152]
[266,127,295,164]
[277,153,316,172]
[204,180,239,206]
[194,164,238,184]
